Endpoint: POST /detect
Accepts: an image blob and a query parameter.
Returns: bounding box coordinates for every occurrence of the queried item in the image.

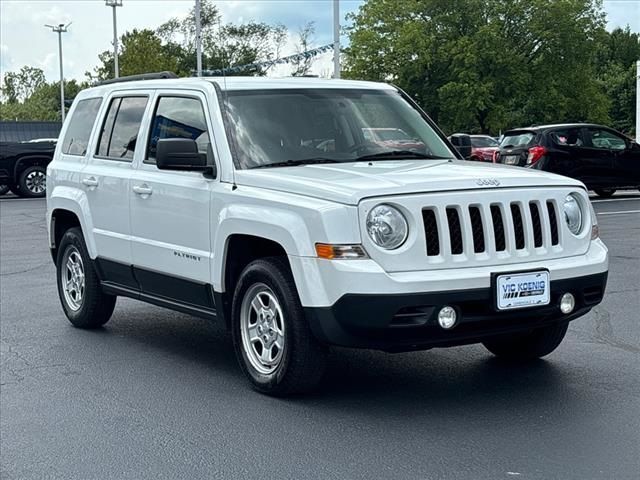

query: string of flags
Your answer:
[198,44,334,76]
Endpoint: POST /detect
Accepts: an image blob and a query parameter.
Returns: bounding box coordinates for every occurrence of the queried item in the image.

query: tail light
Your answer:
[493,151,499,163]
[527,146,547,165]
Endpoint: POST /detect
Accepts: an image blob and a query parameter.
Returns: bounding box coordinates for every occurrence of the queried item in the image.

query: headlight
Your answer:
[366,204,408,249]
[563,193,583,235]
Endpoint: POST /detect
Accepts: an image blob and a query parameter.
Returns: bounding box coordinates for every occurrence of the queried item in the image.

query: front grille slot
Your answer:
[446,207,463,255]
[529,202,543,248]
[547,201,559,246]
[510,203,525,250]
[422,209,440,256]
[490,205,506,252]
[469,206,485,253]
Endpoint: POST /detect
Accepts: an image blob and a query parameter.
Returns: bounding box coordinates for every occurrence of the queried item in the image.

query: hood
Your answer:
[234,160,584,205]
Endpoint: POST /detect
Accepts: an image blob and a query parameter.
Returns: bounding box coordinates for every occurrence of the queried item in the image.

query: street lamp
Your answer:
[105,0,123,78]
[45,23,70,122]
[333,0,340,79]
[195,0,202,77]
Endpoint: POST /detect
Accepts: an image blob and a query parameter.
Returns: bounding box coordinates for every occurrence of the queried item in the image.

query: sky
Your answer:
[0,0,638,83]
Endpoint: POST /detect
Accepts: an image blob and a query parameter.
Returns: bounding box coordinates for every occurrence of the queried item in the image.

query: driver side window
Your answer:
[586,128,626,151]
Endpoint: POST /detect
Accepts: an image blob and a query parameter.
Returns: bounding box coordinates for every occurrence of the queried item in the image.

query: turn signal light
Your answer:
[315,243,368,260]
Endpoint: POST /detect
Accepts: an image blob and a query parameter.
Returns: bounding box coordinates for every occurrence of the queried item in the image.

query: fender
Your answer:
[212,204,315,292]
[14,155,53,179]
[48,185,97,258]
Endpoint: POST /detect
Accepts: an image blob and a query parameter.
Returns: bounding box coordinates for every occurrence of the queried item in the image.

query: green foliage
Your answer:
[344,0,626,135]
[1,66,46,103]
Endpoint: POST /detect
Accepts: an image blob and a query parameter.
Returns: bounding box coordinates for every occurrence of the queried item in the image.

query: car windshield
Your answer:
[223,88,455,169]
[500,132,535,147]
[471,136,498,147]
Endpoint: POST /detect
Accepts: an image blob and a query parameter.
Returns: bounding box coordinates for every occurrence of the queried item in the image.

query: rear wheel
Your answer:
[56,227,116,328]
[594,188,616,198]
[0,184,9,196]
[231,257,327,396]
[483,323,568,360]
[18,166,47,198]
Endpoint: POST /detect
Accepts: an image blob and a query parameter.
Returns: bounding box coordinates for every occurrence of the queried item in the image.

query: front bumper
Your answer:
[305,271,607,352]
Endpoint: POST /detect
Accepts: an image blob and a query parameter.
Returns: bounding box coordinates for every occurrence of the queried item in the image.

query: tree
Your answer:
[291,22,316,76]
[344,0,612,134]
[89,29,184,81]
[1,66,46,103]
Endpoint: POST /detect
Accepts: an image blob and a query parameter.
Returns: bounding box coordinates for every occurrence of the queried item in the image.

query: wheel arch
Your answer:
[14,155,52,179]
[48,192,96,262]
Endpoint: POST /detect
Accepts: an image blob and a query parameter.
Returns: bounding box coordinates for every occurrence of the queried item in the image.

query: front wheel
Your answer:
[18,166,47,198]
[483,323,568,360]
[594,188,616,198]
[231,257,327,396]
[56,227,116,328]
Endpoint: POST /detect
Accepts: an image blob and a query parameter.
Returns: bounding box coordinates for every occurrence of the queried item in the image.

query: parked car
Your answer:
[0,140,56,197]
[47,75,608,395]
[469,135,500,162]
[496,123,640,197]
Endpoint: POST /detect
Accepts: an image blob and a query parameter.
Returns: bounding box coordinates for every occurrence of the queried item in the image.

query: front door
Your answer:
[129,92,217,309]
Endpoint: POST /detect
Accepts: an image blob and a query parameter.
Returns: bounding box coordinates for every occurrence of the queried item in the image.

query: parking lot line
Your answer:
[591,197,640,203]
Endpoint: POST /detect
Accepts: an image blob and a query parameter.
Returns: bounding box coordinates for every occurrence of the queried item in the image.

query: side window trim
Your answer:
[93,94,150,162]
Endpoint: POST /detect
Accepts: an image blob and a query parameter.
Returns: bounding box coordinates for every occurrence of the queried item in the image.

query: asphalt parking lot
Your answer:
[1,193,639,480]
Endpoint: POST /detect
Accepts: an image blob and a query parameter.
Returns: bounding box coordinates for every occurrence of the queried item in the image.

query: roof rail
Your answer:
[98,71,179,86]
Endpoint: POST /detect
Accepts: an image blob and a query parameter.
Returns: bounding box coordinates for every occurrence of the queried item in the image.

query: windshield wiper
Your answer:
[354,150,452,162]
[250,158,341,169]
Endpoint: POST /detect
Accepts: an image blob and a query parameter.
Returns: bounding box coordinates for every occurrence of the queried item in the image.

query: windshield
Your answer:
[471,136,498,148]
[500,132,535,147]
[223,89,455,169]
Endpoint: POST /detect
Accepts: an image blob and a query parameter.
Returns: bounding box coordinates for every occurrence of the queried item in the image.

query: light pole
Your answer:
[333,0,340,78]
[636,60,639,140]
[105,0,123,78]
[195,0,203,77]
[45,23,70,122]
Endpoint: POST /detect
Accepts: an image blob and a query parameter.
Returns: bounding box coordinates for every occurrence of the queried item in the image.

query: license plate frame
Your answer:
[493,269,551,311]
[504,155,519,165]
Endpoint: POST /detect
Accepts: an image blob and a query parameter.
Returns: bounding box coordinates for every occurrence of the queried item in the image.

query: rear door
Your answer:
[129,90,217,309]
[577,127,621,189]
[83,93,150,283]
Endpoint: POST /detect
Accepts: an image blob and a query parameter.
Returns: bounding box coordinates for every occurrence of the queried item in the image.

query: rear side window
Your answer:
[146,96,211,164]
[96,96,148,160]
[61,98,103,155]
[550,128,583,147]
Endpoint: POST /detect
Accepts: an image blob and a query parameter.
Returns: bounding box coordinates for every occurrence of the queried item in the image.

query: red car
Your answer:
[469,135,499,162]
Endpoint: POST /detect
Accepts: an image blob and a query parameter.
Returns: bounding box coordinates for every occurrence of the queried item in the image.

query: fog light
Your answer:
[560,293,575,314]
[437,306,457,329]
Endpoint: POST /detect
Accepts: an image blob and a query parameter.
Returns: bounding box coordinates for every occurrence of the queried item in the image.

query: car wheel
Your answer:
[0,184,9,196]
[482,322,568,360]
[18,166,47,198]
[594,188,616,198]
[56,227,116,329]
[231,257,327,396]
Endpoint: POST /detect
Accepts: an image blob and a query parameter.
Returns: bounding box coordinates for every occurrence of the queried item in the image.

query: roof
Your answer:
[76,76,395,101]
[0,121,62,142]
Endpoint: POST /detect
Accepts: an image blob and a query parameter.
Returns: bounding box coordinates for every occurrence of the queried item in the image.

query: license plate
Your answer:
[504,155,519,165]
[496,271,550,310]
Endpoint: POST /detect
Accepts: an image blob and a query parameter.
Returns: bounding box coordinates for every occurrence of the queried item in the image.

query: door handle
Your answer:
[82,176,99,187]
[132,184,153,196]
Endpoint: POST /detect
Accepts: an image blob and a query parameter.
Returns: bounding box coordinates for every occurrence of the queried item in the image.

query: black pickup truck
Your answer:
[0,140,56,197]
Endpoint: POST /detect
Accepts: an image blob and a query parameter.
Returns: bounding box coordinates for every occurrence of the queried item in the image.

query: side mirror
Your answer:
[156,138,215,176]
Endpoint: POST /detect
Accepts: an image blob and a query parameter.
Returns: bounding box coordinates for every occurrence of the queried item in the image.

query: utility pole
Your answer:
[45,23,70,122]
[333,0,340,78]
[105,0,123,78]
[195,0,203,77]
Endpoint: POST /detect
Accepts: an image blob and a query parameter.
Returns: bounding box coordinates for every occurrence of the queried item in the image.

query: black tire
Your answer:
[0,184,9,196]
[56,227,116,329]
[17,165,47,198]
[594,188,616,198]
[483,322,569,360]
[231,257,327,396]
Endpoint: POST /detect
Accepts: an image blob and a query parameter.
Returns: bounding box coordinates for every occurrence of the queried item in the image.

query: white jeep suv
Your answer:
[47,75,608,395]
